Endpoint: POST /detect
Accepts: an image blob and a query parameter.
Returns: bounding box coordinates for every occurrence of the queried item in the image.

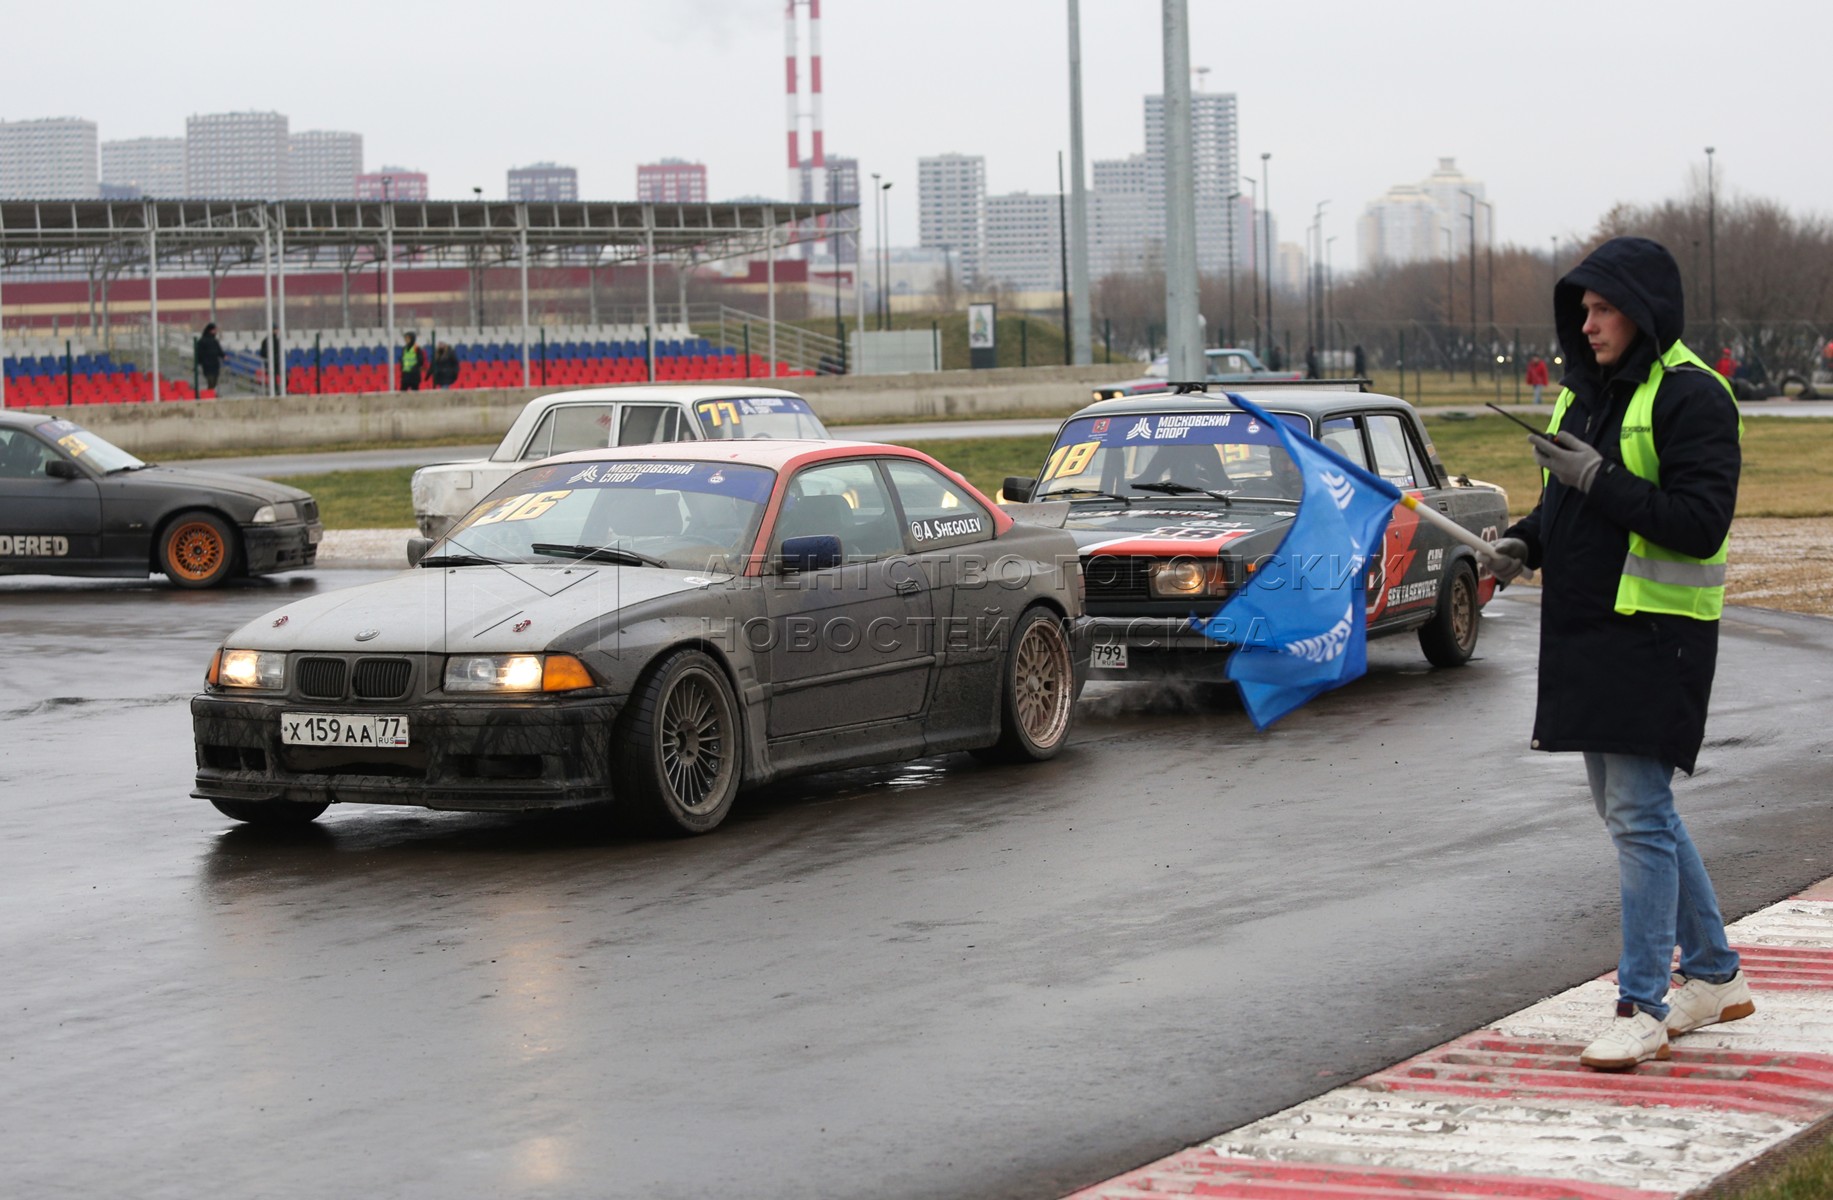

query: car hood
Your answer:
[222,563,727,653]
[126,465,314,504]
[1050,499,1298,557]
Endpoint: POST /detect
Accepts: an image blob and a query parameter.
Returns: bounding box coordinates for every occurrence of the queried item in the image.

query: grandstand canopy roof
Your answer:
[0,199,854,276]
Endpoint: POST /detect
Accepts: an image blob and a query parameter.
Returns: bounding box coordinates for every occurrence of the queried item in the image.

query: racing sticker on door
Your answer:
[0,535,72,557]
[1365,497,1433,621]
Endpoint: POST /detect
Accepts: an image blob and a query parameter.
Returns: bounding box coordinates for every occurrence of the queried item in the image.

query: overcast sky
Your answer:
[4,0,1824,260]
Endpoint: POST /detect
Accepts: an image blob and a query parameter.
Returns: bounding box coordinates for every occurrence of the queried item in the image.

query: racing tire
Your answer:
[1418,559,1480,668]
[160,511,240,589]
[1776,372,1813,400]
[614,649,742,835]
[210,798,329,826]
[974,605,1076,763]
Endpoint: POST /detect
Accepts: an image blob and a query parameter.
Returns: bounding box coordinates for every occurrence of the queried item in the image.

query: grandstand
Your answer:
[1,334,198,406]
[242,324,812,396]
[2,197,849,408]
[2,323,812,408]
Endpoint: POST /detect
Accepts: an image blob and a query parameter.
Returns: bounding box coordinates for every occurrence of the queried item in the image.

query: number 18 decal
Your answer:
[1042,440,1098,481]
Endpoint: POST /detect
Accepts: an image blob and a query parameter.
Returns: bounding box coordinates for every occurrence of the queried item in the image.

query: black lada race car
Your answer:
[1001,384,1509,681]
[0,411,321,588]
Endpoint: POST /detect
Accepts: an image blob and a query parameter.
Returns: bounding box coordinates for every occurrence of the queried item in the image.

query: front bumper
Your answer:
[191,692,620,811]
[242,522,321,575]
[1086,615,1237,682]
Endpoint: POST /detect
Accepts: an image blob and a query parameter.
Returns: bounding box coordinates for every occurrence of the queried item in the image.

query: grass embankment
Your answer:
[1365,370,1551,409]
[1708,1123,1833,1200]
[276,415,1833,530]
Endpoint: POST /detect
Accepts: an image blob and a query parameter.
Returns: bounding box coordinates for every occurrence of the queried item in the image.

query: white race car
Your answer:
[411,384,831,540]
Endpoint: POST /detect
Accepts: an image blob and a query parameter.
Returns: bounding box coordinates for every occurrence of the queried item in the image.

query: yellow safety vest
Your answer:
[1546,341,1741,620]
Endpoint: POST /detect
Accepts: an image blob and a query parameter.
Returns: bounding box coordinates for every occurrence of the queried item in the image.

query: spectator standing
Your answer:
[1352,343,1367,378]
[1525,353,1551,405]
[194,323,224,394]
[431,343,460,389]
[1304,344,1320,379]
[256,327,283,392]
[1488,236,1750,1073]
[400,332,425,391]
[1714,346,1737,379]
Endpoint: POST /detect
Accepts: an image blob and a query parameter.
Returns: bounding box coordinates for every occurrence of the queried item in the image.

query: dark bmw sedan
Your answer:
[0,411,321,588]
[192,440,1087,835]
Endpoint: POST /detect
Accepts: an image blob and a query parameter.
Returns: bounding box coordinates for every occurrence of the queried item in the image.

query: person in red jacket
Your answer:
[1525,354,1550,404]
[1714,347,1737,379]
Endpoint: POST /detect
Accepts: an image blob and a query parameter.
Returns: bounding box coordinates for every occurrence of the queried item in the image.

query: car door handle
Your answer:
[894,579,920,595]
[1436,501,1450,512]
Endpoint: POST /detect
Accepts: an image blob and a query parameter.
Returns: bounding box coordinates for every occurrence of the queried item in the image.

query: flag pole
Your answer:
[1397,493,1534,581]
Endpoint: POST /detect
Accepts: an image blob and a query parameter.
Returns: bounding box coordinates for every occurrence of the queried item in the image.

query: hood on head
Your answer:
[1554,236,1685,375]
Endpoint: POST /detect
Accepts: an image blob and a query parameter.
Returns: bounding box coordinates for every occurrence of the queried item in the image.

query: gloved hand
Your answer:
[1487,536,1529,582]
[1532,431,1604,491]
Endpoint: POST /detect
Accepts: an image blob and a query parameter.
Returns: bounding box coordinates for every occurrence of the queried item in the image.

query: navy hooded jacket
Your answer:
[1504,236,1741,773]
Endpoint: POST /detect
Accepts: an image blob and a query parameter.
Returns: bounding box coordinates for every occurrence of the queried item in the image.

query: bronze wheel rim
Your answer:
[1013,618,1073,749]
[659,668,735,812]
[1452,574,1477,651]
[168,521,226,582]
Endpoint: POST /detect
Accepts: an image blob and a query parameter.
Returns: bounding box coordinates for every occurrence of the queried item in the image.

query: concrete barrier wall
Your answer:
[22,364,1141,456]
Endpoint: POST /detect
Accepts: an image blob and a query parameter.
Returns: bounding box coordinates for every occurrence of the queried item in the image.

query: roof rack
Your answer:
[1158,378,1370,395]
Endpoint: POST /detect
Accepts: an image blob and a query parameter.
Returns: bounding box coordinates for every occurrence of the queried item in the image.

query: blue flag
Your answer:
[1195,392,1403,729]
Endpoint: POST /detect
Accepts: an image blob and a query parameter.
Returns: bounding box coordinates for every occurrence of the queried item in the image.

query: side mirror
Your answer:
[45,459,81,480]
[406,536,435,566]
[778,534,842,573]
[1002,475,1035,503]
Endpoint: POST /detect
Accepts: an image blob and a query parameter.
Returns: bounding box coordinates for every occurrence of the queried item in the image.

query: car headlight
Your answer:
[443,653,595,693]
[211,648,286,690]
[1147,559,1230,598]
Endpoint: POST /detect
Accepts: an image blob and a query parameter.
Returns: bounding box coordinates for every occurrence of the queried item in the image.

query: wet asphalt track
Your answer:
[4,570,1832,1199]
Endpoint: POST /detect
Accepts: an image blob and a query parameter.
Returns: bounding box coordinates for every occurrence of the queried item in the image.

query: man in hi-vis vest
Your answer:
[1489,236,1750,1072]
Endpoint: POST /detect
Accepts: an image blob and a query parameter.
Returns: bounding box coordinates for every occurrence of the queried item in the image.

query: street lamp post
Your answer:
[1309,200,1328,362]
[1460,189,1478,383]
[1444,226,1455,379]
[880,181,894,330]
[1260,152,1273,361]
[1243,174,1259,355]
[1225,190,1239,346]
[871,174,889,331]
[1325,234,1336,369]
[1705,146,1718,341]
[1479,199,1495,366]
[471,187,485,328]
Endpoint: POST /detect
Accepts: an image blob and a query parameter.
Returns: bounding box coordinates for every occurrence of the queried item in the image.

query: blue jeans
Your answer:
[1586,752,1740,1017]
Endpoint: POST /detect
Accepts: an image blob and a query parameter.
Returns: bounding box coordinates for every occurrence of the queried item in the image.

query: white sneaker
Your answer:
[1665,971,1756,1035]
[1579,1007,1670,1071]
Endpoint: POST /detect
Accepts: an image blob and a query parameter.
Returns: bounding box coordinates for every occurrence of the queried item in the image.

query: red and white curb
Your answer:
[1070,893,1833,1198]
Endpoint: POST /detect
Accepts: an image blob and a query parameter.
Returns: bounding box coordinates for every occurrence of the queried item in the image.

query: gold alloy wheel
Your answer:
[1451,571,1477,652]
[1012,617,1073,750]
[167,519,228,582]
[658,667,735,812]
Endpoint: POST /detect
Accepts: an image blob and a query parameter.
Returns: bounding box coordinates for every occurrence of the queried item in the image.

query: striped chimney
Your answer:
[784,0,800,198]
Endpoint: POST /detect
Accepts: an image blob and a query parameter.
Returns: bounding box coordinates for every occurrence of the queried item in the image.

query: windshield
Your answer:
[692,395,828,440]
[432,460,775,572]
[1034,411,1312,502]
[36,419,145,473]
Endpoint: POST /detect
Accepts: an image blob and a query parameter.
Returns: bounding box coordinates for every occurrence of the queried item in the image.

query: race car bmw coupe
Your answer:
[0,411,321,588]
[193,440,1088,834]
